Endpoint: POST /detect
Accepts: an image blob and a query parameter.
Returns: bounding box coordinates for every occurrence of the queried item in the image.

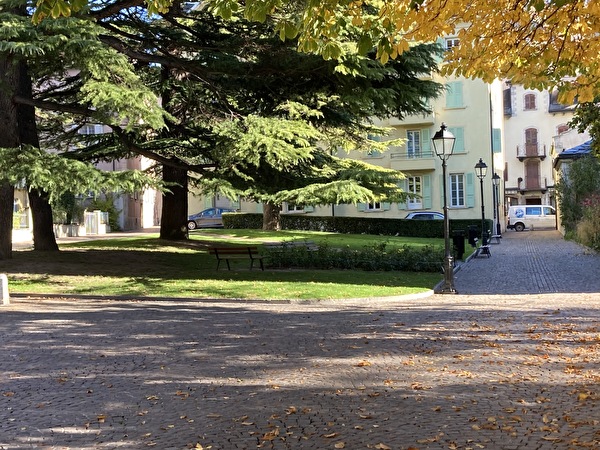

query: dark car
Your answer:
[404,212,444,220]
[187,208,236,230]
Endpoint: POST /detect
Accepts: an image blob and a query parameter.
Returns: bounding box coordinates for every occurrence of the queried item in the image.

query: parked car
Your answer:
[187,208,236,230]
[507,205,556,232]
[404,211,444,220]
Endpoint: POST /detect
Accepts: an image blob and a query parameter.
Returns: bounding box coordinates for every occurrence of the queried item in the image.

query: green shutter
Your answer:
[466,173,475,207]
[446,81,463,108]
[231,197,240,209]
[423,175,432,209]
[382,202,391,211]
[398,179,408,210]
[304,205,315,212]
[448,126,465,153]
[492,128,502,153]
[421,128,431,155]
[440,174,445,208]
[204,196,214,208]
[357,203,366,212]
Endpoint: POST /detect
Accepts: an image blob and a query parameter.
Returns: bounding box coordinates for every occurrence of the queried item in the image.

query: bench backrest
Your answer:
[209,246,259,256]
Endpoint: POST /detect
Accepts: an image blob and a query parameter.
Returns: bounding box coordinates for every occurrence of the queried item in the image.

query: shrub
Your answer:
[576,193,600,251]
[263,241,444,272]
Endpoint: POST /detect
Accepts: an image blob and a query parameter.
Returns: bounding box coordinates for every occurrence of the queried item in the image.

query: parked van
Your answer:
[507,205,556,231]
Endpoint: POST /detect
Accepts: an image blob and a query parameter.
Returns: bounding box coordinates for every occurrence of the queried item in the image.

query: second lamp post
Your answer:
[474,158,488,243]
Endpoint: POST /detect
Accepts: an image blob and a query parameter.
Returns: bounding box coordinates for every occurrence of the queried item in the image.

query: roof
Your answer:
[554,139,593,168]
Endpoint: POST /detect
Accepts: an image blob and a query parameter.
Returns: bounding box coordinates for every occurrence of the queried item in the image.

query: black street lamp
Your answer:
[475,158,488,243]
[432,123,456,294]
[492,172,501,236]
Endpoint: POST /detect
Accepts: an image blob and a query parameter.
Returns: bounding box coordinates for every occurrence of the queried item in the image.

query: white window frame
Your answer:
[407,130,421,158]
[366,202,382,211]
[79,124,104,135]
[407,176,422,209]
[449,174,465,207]
[286,204,304,213]
[445,38,460,50]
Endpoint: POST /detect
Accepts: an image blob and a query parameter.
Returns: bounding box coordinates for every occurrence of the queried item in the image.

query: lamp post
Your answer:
[492,173,501,236]
[475,158,488,243]
[432,123,456,294]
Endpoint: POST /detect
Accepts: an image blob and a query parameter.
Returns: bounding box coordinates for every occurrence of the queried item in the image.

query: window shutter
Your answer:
[446,81,463,108]
[492,128,502,153]
[398,179,408,210]
[382,202,391,211]
[440,174,445,208]
[421,128,431,155]
[231,197,240,210]
[448,127,465,153]
[304,206,315,212]
[423,175,432,209]
[204,196,214,208]
[357,203,366,212]
[466,173,475,207]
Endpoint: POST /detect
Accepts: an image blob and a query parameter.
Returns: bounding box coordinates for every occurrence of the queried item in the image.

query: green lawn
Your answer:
[0,229,462,300]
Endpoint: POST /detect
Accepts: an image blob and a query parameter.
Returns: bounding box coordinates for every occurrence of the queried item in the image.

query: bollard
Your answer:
[0,273,9,305]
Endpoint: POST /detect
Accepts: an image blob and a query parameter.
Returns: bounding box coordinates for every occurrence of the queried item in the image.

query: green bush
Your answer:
[224,212,491,239]
[263,241,445,272]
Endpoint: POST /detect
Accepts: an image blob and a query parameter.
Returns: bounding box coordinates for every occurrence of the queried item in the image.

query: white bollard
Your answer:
[0,273,9,305]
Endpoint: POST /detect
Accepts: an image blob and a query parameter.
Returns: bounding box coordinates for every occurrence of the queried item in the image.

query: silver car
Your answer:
[404,211,444,220]
[187,208,236,230]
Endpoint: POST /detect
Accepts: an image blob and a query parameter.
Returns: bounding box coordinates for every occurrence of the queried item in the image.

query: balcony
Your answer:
[517,144,547,161]
[389,150,436,171]
[518,176,548,193]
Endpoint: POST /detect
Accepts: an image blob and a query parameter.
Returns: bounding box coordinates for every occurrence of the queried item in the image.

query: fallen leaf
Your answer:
[322,432,339,438]
[334,442,346,448]
[356,361,372,367]
[374,444,391,450]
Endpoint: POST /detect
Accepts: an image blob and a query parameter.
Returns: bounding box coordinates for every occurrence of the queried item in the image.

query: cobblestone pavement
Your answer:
[1,231,599,450]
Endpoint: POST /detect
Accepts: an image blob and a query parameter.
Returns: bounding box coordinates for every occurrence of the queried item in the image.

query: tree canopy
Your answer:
[31,0,600,102]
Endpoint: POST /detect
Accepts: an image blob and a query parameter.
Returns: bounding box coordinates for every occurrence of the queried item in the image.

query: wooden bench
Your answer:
[209,246,264,271]
[474,244,491,258]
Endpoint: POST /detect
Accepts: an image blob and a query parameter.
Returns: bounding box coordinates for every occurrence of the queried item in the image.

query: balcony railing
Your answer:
[518,177,548,191]
[517,144,547,161]
[390,150,435,160]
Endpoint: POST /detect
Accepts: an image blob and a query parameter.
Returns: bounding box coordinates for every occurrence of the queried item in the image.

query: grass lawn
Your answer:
[0,229,462,300]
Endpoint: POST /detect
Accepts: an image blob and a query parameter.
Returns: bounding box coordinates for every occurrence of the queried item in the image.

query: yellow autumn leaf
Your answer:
[356,361,372,367]
[334,442,346,448]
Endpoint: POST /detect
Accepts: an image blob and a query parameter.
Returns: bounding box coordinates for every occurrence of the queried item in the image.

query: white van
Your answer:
[507,205,556,231]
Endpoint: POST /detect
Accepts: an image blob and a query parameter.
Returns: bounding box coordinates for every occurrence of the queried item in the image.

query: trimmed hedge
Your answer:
[224,212,492,239]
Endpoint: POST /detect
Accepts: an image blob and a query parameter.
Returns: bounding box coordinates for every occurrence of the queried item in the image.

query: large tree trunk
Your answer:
[0,55,21,259]
[262,202,281,231]
[159,164,188,240]
[16,61,58,251]
[28,189,58,250]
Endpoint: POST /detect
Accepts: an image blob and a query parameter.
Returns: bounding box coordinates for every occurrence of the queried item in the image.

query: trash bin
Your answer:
[452,230,465,260]
[467,225,479,247]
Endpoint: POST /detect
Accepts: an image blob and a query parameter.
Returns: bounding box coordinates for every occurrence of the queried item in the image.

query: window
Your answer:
[79,124,104,135]
[525,206,542,216]
[407,130,421,158]
[450,174,465,207]
[445,38,460,50]
[446,81,464,108]
[524,93,537,111]
[367,202,382,211]
[287,204,304,212]
[525,128,538,156]
[407,176,422,209]
[557,124,569,135]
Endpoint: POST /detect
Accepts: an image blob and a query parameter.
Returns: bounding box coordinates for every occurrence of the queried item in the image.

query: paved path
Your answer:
[1,231,599,450]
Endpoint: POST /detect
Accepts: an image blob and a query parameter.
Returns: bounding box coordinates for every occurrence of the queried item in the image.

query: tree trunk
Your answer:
[16,61,59,251]
[159,164,189,240]
[0,55,21,259]
[262,202,281,231]
[28,189,58,250]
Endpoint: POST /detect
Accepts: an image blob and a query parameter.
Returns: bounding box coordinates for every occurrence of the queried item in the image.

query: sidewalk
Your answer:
[0,230,599,449]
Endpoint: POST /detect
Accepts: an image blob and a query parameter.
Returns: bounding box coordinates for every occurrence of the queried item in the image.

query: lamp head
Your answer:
[432,123,456,161]
[475,158,488,180]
